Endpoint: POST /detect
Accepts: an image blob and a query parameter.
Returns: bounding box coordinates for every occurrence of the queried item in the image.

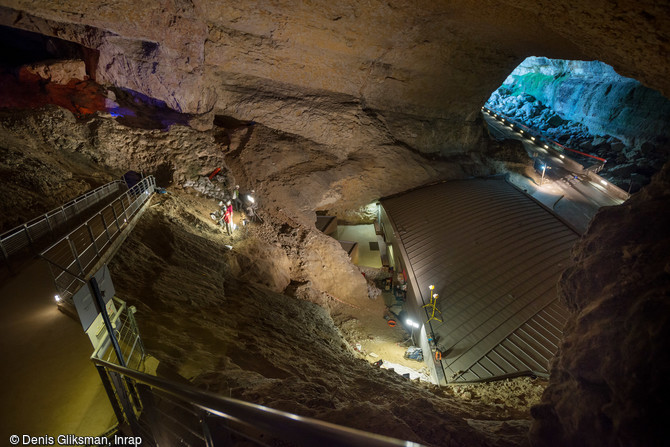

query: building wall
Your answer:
[379,204,447,385]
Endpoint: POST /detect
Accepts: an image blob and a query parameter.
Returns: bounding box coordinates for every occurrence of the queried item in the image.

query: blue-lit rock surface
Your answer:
[488,57,670,189]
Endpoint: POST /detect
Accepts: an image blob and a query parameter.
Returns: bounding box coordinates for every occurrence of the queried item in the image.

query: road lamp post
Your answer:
[540,164,552,186]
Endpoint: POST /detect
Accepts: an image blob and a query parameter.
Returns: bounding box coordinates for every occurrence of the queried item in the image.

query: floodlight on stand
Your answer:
[54,294,61,302]
[406,319,420,329]
[247,195,255,203]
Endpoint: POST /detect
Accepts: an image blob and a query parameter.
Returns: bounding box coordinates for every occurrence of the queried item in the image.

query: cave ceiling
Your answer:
[1,0,667,157]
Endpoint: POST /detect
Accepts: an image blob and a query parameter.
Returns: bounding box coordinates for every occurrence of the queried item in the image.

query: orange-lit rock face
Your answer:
[0,68,107,117]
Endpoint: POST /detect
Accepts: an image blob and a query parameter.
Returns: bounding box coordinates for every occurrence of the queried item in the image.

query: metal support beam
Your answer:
[68,237,85,275]
[100,213,112,243]
[87,225,101,257]
[90,277,126,367]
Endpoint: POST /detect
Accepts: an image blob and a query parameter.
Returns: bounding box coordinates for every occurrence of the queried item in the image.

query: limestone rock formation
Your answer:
[0,0,591,157]
[23,59,87,84]
[529,163,670,446]
[0,106,225,232]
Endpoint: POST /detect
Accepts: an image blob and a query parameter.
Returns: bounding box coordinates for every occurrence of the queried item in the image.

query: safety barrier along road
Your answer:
[482,104,630,201]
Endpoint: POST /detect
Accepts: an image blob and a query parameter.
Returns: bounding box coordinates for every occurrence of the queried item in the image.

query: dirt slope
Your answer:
[108,190,532,447]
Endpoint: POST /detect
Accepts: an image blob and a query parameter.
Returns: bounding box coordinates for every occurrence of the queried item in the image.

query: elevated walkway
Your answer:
[0,180,127,278]
[0,177,155,440]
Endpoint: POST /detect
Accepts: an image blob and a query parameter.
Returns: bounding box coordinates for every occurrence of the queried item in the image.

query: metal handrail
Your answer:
[40,176,156,301]
[92,357,425,447]
[0,180,126,240]
[0,179,127,270]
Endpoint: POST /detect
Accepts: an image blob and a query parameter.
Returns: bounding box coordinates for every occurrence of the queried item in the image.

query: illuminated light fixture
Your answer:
[54,294,61,302]
[600,180,607,185]
[531,136,536,141]
[247,195,255,203]
[559,154,565,159]
[494,114,497,117]
[406,319,420,329]
[433,293,439,299]
[429,284,435,291]
[501,118,505,122]
[481,106,484,110]
[544,144,549,149]
[520,130,524,134]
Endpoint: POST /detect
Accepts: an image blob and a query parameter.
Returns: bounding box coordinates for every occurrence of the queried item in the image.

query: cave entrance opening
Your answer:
[481,56,655,232]
[484,56,670,194]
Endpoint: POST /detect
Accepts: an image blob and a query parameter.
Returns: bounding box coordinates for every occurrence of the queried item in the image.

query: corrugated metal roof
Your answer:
[381,177,577,382]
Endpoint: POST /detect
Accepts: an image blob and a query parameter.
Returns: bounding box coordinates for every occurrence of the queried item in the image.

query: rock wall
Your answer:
[529,162,670,446]
[0,0,587,157]
[0,106,225,231]
[490,57,670,148]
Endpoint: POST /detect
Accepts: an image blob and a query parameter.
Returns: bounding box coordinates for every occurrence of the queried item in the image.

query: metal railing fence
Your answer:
[92,357,425,447]
[482,105,630,201]
[41,176,156,302]
[0,180,127,270]
[92,298,146,372]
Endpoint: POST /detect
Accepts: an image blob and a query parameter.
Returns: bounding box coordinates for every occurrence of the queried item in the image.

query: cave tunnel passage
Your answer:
[0,24,106,116]
[0,24,191,130]
[484,56,670,194]
[0,24,93,68]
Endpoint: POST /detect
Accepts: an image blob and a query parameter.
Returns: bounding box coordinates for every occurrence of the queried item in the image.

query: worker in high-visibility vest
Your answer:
[232,185,242,211]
